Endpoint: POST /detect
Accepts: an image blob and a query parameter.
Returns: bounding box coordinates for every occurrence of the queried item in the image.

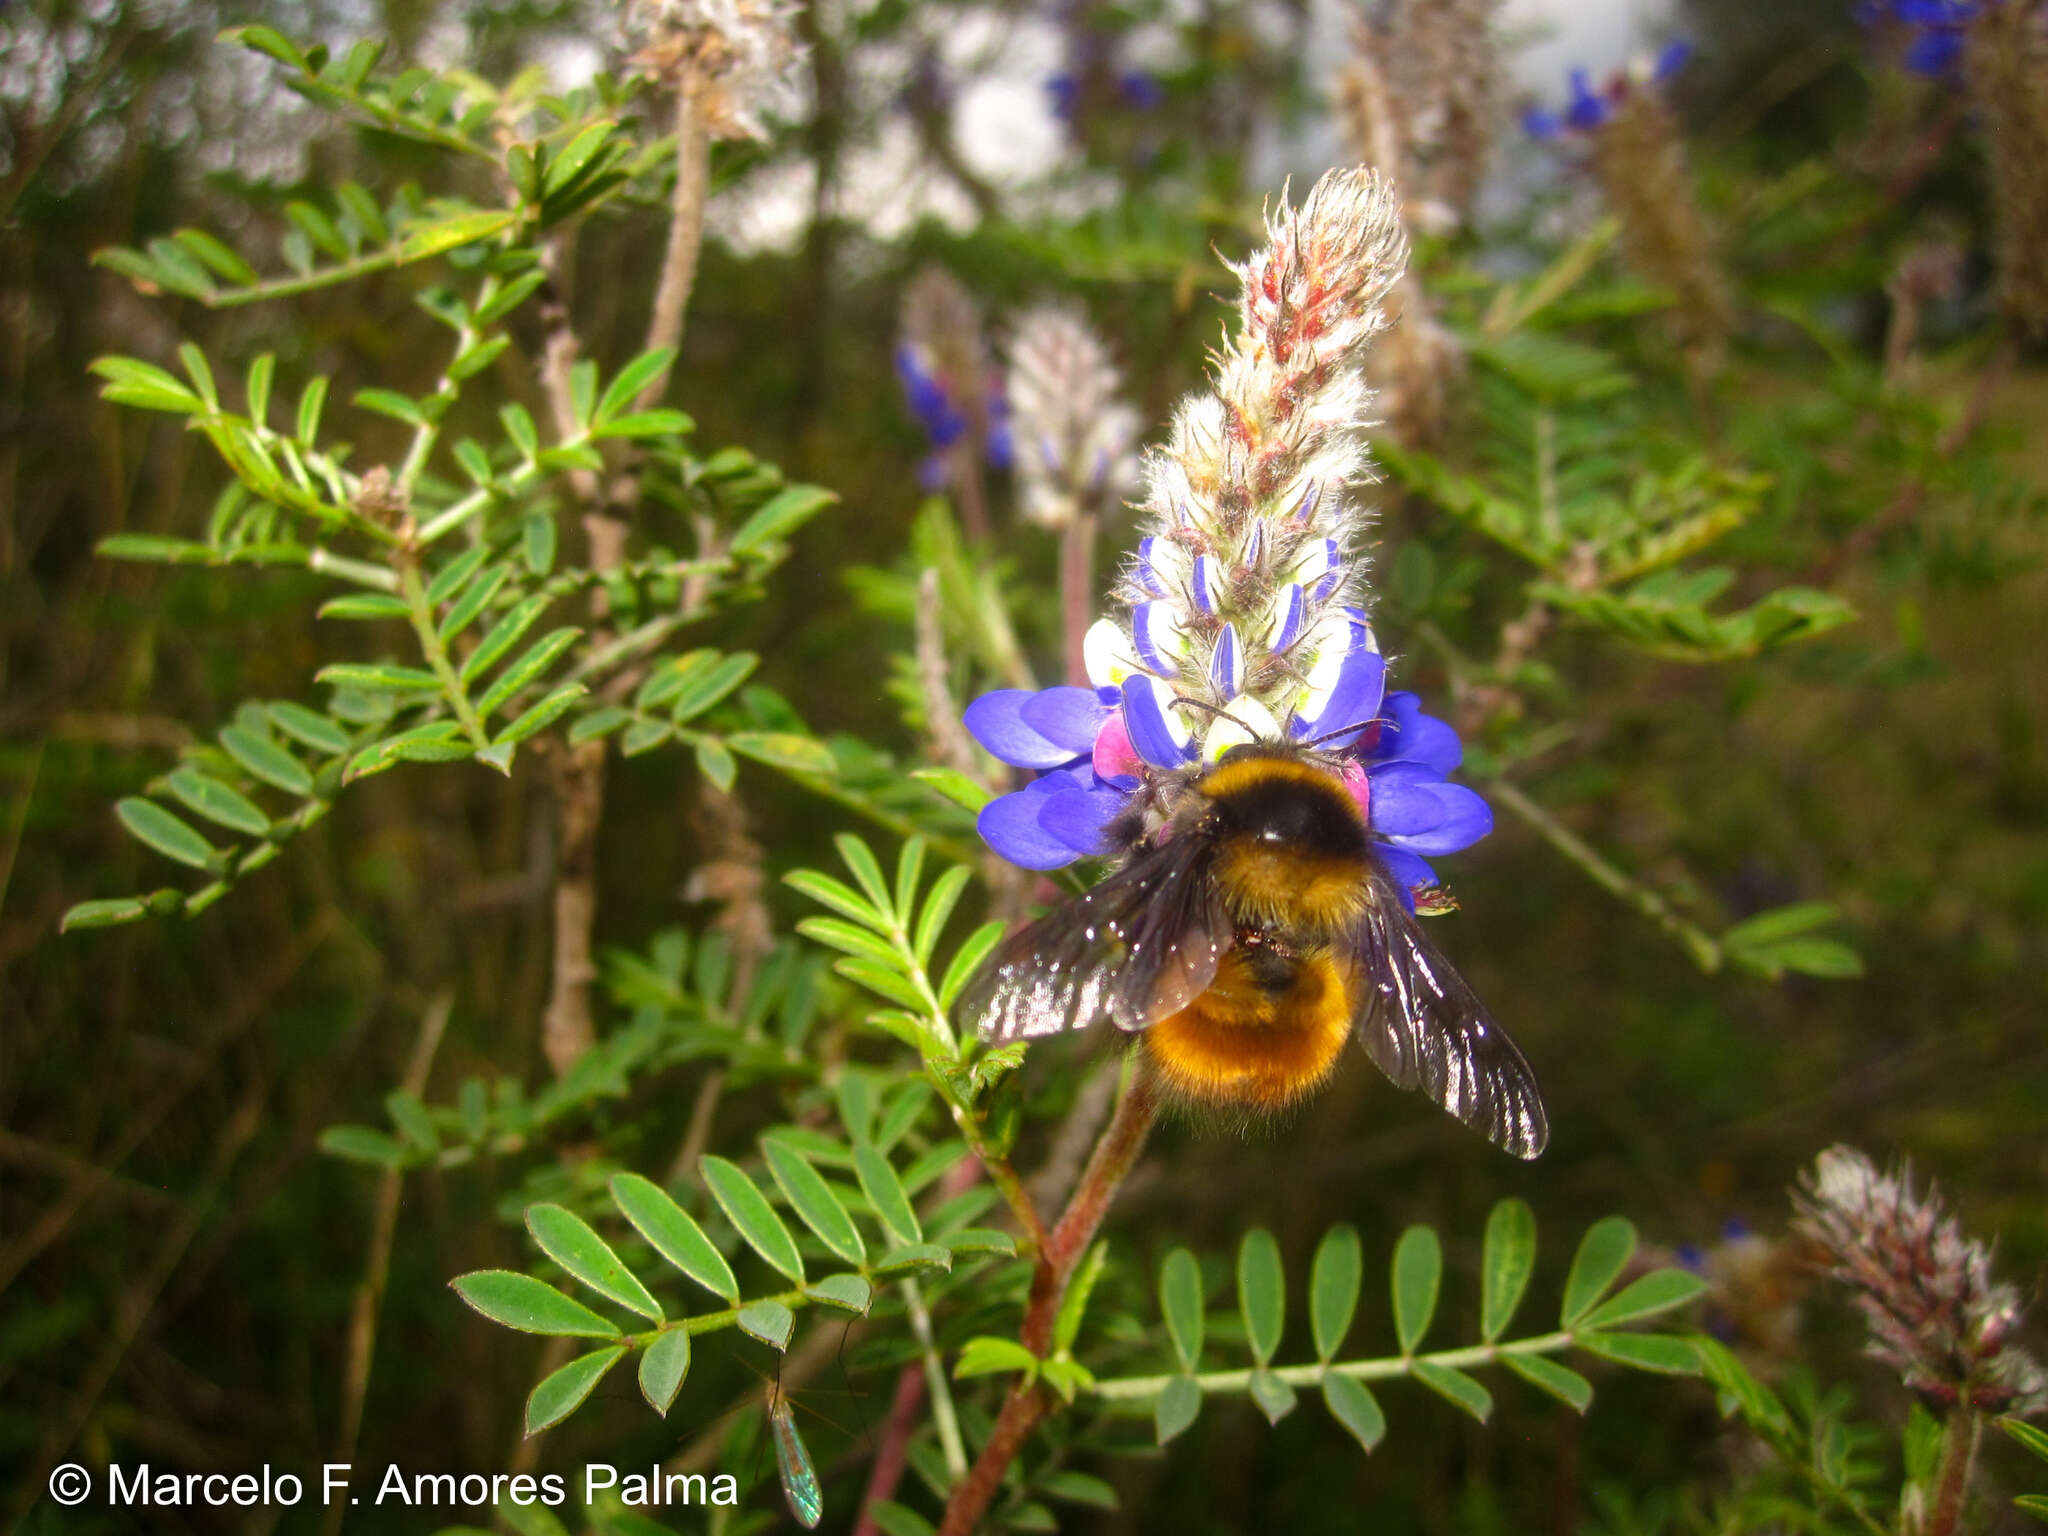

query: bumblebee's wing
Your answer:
[1346,864,1549,1159]
[957,837,1229,1045]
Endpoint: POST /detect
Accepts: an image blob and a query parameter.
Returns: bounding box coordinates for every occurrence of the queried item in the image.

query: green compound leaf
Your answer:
[853,1139,922,1248]
[803,1274,873,1315]
[1692,1334,1792,1436]
[1041,1471,1117,1510]
[1159,1247,1205,1373]
[737,1299,795,1352]
[1248,1369,1298,1425]
[1561,1217,1637,1327]
[1576,1268,1706,1331]
[166,769,268,838]
[762,1137,865,1267]
[61,898,150,932]
[954,1337,1039,1380]
[870,1244,951,1279]
[1502,1353,1594,1412]
[450,1270,621,1338]
[1310,1223,1362,1361]
[700,1156,805,1283]
[1391,1225,1442,1354]
[608,1173,738,1304]
[267,702,350,755]
[727,731,837,775]
[2003,1417,2048,1465]
[1238,1228,1284,1366]
[1413,1361,1493,1422]
[117,797,219,870]
[1480,1198,1537,1341]
[1322,1373,1386,1453]
[1054,1241,1109,1356]
[526,1204,663,1323]
[525,1344,625,1435]
[638,1328,690,1416]
[1154,1376,1202,1444]
[1575,1331,1699,1375]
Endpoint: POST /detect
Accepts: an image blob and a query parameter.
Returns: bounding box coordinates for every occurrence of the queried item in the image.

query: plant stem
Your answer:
[1484,776,1723,974]
[1059,511,1097,687]
[935,1065,1160,1536]
[1090,1330,1580,1400]
[902,1278,968,1479]
[1923,1408,1981,1536]
[398,558,490,747]
[633,77,713,414]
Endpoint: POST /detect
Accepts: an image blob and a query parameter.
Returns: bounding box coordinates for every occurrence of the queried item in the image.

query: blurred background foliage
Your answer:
[3,0,2047,1531]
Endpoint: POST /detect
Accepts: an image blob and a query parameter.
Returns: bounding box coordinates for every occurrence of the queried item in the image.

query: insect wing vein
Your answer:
[1348,864,1549,1159]
[957,836,1226,1044]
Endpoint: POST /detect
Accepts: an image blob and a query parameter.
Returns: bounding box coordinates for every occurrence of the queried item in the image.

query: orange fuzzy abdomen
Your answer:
[1142,945,1353,1111]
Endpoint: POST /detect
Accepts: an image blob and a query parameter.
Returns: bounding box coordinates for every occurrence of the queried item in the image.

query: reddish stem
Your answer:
[935,1066,1159,1534]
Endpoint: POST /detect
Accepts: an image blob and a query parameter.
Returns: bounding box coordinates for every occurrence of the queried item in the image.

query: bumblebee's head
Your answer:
[1193,746,1372,931]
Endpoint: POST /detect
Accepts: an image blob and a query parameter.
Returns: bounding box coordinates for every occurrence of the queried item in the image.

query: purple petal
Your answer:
[1023,759,1095,795]
[1653,38,1692,81]
[978,790,1083,869]
[1374,691,1464,774]
[1363,762,1451,838]
[1379,780,1494,857]
[1373,846,1439,909]
[1036,784,1125,855]
[1522,107,1564,141]
[1209,623,1242,700]
[1299,641,1387,745]
[965,690,1086,769]
[1267,584,1307,651]
[1121,676,1192,768]
[1134,537,1171,597]
[1018,686,1109,756]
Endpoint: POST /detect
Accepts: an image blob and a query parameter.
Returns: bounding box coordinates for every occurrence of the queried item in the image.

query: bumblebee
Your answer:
[958,742,1548,1158]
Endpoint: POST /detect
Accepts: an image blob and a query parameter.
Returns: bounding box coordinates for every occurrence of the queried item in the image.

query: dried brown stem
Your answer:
[634,79,714,414]
[323,992,454,1536]
[537,75,716,1077]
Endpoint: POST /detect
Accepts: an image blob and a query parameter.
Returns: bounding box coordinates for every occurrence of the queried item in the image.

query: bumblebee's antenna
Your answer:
[1170,695,1260,738]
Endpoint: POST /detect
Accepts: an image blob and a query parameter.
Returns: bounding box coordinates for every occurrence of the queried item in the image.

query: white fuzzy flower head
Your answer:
[629,0,802,141]
[1004,305,1140,531]
[1083,166,1409,763]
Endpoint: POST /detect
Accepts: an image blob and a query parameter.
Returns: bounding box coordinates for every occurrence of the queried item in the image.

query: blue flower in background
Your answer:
[1523,41,1693,140]
[1858,0,1980,75]
[893,344,965,449]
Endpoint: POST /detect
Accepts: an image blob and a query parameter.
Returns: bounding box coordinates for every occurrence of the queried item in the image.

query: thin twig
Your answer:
[322,992,455,1536]
[1485,776,1723,973]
